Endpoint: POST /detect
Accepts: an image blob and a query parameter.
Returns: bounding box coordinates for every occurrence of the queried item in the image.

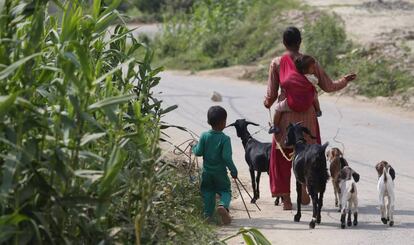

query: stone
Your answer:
[211,91,222,102]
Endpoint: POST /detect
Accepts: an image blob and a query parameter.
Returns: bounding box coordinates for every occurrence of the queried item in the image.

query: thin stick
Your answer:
[234,179,251,219]
[236,178,261,211]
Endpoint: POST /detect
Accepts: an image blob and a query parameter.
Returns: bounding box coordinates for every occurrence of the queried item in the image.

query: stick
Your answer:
[236,178,262,211]
[234,178,251,219]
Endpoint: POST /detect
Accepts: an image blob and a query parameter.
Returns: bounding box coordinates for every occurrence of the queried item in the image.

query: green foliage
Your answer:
[220,227,272,245]
[303,13,414,97]
[154,0,300,70]
[0,0,213,243]
[303,13,349,75]
[127,0,195,22]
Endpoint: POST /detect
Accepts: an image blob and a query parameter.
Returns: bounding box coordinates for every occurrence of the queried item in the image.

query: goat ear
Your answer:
[226,122,236,128]
[389,167,396,180]
[352,172,360,183]
[338,148,343,157]
[301,126,317,139]
[246,121,259,126]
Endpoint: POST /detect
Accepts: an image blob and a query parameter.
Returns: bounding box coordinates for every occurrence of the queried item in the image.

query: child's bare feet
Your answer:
[217,205,231,225]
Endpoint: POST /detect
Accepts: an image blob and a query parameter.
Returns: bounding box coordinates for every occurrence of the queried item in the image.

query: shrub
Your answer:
[303,13,350,75]
[154,0,300,70]
[0,0,214,243]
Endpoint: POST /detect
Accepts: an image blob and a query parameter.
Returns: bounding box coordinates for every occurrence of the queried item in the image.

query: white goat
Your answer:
[376,161,395,226]
[339,166,359,229]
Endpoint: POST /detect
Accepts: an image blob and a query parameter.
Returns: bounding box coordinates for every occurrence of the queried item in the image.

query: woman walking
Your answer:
[264,27,356,210]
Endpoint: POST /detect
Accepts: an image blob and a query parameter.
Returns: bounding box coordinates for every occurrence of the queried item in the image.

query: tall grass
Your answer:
[0,0,215,243]
[154,0,300,70]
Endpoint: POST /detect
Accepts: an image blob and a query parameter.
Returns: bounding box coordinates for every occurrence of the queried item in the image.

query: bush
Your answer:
[303,13,413,97]
[154,0,300,70]
[303,13,350,75]
[0,0,213,243]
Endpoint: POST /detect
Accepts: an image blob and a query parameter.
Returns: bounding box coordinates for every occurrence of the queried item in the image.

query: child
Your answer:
[192,106,238,225]
[270,55,322,134]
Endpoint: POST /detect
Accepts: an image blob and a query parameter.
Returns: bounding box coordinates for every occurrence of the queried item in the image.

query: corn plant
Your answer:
[0,0,171,243]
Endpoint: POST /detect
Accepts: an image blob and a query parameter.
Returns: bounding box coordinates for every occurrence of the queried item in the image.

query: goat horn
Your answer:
[295,121,304,126]
[226,123,236,128]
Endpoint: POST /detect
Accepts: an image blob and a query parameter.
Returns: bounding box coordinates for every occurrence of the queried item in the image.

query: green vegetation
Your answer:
[153,1,413,98]
[126,0,195,22]
[303,14,413,97]
[154,0,300,70]
[0,0,214,243]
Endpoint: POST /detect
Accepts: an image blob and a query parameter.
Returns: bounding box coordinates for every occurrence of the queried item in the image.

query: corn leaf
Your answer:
[0,94,17,119]
[0,53,42,80]
[88,94,137,111]
[80,132,107,146]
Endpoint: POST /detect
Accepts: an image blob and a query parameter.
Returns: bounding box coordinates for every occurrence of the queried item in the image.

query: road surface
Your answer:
[156,70,414,245]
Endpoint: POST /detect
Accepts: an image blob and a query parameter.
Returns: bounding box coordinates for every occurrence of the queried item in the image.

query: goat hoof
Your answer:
[353,220,358,226]
[294,214,301,222]
[335,201,338,207]
[387,217,390,221]
[389,221,394,227]
[347,221,352,227]
[274,198,280,206]
[341,223,346,229]
[250,198,256,204]
[316,216,321,224]
[309,221,316,229]
[381,218,388,224]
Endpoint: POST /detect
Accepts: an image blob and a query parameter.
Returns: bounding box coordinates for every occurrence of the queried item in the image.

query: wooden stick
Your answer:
[236,178,261,211]
[234,178,251,219]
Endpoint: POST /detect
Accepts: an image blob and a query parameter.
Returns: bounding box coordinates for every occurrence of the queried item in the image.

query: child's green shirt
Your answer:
[192,130,238,177]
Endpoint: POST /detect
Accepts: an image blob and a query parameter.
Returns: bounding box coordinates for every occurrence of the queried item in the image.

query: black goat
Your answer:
[285,122,329,229]
[227,119,280,205]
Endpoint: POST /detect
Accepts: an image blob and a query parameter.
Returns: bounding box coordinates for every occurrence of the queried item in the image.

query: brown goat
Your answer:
[327,148,349,209]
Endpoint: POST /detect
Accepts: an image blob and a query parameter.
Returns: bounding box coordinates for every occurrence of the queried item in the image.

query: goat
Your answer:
[227,119,280,205]
[326,148,349,210]
[338,166,359,228]
[376,161,396,226]
[285,122,329,229]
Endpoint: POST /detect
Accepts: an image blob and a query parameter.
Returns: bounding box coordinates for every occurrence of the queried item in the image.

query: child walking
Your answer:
[270,55,322,134]
[192,106,238,225]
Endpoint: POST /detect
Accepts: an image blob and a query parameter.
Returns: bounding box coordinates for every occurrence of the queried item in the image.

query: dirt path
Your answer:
[156,70,414,244]
[303,0,414,71]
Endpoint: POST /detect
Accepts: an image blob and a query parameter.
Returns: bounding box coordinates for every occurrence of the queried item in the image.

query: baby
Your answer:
[270,55,322,134]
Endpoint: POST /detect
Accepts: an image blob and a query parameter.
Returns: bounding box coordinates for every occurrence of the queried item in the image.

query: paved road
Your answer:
[156,71,414,245]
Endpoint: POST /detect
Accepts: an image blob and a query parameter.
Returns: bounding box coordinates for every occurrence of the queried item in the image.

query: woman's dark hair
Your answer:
[283,26,301,49]
[294,55,316,74]
[207,106,227,127]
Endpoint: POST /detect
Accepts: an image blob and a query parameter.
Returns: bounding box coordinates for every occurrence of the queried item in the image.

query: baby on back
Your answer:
[270,54,322,134]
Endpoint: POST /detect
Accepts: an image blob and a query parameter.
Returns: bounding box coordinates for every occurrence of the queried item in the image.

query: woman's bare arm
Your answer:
[264,58,281,108]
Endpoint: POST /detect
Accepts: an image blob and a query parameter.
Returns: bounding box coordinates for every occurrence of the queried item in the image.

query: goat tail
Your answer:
[350,182,355,194]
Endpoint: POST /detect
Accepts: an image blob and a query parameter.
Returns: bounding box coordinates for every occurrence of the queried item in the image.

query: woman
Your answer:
[264,27,356,210]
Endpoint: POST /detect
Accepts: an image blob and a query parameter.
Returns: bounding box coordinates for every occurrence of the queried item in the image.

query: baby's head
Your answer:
[207,106,227,131]
[295,55,316,75]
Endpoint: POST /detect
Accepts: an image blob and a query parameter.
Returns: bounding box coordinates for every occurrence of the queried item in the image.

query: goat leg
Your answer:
[274,197,280,206]
[353,198,358,226]
[249,169,257,204]
[255,171,261,201]
[347,208,352,227]
[309,188,317,229]
[294,181,302,222]
[316,191,324,224]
